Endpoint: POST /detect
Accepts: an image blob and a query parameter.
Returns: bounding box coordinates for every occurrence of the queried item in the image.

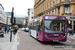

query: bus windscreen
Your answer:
[44,20,66,33]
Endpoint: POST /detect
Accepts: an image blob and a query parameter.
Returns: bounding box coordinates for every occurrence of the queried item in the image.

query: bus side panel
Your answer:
[31,30,37,38]
[42,33,67,42]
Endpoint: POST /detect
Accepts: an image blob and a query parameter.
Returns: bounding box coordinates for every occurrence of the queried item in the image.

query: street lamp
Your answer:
[10,7,14,42]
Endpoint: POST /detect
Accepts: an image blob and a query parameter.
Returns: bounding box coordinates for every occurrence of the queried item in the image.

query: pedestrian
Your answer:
[13,27,17,35]
[1,27,5,34]
[10,26,11,30]
[68,27,72,37]
[0,28,4,37]
[5,27,7,33]
[0,26,2,30]
[7,26,10,33]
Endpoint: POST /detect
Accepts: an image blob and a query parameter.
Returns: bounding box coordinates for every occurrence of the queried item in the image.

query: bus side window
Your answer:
[36,20,43,31]
[40,24,43,31]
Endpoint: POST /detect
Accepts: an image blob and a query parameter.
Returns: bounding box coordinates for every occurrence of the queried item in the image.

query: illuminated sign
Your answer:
[45,16,63,20]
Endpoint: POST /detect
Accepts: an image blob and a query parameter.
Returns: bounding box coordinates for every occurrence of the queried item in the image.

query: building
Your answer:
[34,0,75,31]
[0,3,7,26]
[6,12,28,27]
[7,17,11,26]
[16,17,28,27]
[28,8,34,25]
[24,17,28,27]
[5,12,11,26]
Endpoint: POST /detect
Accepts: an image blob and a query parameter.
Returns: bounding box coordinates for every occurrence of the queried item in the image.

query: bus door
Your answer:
[37,25,43,35]
[37,22,43,40]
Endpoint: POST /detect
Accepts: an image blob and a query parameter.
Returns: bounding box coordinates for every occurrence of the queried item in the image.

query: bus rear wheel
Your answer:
[36,34,38,40]
[29,32,31,36]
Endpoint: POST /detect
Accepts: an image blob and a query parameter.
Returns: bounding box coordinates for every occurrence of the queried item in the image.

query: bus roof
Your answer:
[30,15,66,23]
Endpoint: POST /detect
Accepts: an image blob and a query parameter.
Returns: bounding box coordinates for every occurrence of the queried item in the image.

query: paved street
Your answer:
[17,30,75,50]
[0,32,16,50]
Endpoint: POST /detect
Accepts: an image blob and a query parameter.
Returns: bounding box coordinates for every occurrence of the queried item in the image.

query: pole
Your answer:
[10,7,14,42]
[10,31,12,42]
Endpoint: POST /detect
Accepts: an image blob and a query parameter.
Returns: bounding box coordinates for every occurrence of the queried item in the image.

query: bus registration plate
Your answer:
[53,40,59,42]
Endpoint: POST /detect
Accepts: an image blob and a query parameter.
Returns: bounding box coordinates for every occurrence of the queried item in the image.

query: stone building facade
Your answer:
[28,8,34,26]
[34,0,75,31]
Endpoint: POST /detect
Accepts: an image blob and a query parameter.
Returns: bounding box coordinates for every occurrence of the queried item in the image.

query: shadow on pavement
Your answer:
[39,41,64,45]
[37,40,75,48]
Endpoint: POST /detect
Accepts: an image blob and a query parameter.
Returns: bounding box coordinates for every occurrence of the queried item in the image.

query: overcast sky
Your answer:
[0,0,34,17]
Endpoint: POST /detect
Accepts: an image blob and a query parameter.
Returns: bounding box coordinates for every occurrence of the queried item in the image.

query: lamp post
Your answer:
[10,7,14,42]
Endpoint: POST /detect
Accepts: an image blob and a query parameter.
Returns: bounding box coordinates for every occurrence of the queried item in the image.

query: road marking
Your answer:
[17,30,20,45]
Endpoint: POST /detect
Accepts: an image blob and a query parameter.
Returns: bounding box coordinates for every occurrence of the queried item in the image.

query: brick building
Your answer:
[34,0,75,31]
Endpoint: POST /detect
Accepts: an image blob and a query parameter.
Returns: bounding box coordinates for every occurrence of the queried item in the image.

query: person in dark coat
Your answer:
[13,27,17,35]
[68,27,72,37]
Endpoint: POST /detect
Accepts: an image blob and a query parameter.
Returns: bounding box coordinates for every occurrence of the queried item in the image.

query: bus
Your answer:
[29,15,67,42]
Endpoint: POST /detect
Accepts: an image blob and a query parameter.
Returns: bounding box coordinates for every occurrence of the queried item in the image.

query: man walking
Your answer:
[7,26,9,33]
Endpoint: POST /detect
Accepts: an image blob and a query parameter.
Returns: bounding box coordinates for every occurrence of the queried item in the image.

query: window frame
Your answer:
[65,6,69,13]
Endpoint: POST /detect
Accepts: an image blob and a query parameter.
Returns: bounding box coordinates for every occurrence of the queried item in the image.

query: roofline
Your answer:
[0,3,4,10]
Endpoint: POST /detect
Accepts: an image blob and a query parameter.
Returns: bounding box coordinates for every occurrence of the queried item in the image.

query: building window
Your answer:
[60,0,61,3]
[47,13,48,15]
[52,11,54,15]
[49,12,51,15]
[58,8,60,15]
[65,0,70,2]
[65,7,69,13]
[71,0,75,1]
[32,12,33,14]
[26,19,27,20]
[32,17,33,19]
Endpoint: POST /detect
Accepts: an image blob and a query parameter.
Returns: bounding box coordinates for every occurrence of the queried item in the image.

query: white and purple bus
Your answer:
[29,15,67,42]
